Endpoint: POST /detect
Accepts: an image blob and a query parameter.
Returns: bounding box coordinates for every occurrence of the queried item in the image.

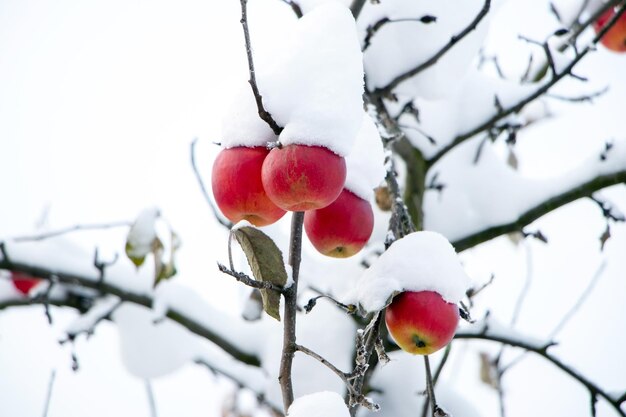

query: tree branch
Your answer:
[239,0,283,135]
[278,211,304,412]
[12,221,131,243]
[372,0,491,97]
[452,170,626,251]
[427,0,626,167]
[217,262,285,292]
[0,242,262,367]
[190,138,232,229]
[455,326,626,417]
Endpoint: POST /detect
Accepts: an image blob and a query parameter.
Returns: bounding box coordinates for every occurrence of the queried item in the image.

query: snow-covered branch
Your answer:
[0,240,263,367]
[371,0,491,98]
[456,320,626,417]
[427,0,626,167]
[452,168,626,251]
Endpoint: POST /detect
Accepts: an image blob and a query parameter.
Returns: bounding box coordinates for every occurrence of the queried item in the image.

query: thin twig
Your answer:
[42,369,56,417]
[190,138,232,229]
[295,344,355,394]
[217,262,285,292]
[373,0,491,97]
[363,16,437,51]
[350,0,367,19]
[280,0,303,18]
[278,211,304,412]
[145,380,158,417]
[13,221,131,242]
[239,0,283,135]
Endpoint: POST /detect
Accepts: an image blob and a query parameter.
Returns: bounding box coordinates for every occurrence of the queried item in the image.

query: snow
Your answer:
[398,69,538,159]
[221,85,278,149]
[359,0,492,99]
[125,207,160,262]
[152,280,266,359]
[287,391,350,417]
[65,295,120,337]
[344,231,471,312]
[261,295,357,407]
[344,113,386,201]
[222,3,364,157]
[361,351,483,417]
[113,302,202,379]
[424,137,626,244]
[296,0,352,15]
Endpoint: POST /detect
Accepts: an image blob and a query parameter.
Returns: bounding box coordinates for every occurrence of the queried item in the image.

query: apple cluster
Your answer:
[594,7,626,53]
[212,142,374,258]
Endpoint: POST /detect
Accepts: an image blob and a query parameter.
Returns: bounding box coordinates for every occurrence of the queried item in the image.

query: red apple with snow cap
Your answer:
[304,188,374,258]
[385,290,459,355]
[212,146,286,227]
[261,144,346,211]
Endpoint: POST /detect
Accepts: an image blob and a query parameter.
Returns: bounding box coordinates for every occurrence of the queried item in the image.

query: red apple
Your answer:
[261,144,346,211]
[593,7,626,53]
[212,146,286,227]
[304,188,374,258]
[11,271,41,295]
[385,290,459,355]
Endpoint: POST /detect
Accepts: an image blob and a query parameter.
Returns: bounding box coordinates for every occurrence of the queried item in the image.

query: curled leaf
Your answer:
[232,226,287,320]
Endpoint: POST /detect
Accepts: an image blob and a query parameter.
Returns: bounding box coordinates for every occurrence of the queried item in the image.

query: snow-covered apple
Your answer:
[304,188,373,258]
[261,144,347,211]
[212,147,286,226]
[593,7,626,53]
[11,271,41,295]
[385,290,459,355]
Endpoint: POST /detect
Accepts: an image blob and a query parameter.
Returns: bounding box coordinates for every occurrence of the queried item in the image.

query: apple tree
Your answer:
[1,0,626,417]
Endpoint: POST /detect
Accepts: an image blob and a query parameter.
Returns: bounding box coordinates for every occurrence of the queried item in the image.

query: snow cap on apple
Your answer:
[344,231,470,354]
[287,391,350,417]
[220,3,364,156]
[345,231,470,311]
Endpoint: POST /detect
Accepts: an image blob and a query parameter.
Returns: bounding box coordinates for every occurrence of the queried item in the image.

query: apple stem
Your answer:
[278,211,305,413]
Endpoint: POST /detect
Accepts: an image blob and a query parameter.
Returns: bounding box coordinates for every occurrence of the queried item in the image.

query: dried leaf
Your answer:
[232,226,287,321]
[479,352,498,389]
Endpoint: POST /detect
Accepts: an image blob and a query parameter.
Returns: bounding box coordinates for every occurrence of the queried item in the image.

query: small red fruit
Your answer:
[212,147,286,227]
[261,144,347,211]
[304,188,374,258]
[385,290,459,355]
[593,7,626,53]
[11,271,41,295]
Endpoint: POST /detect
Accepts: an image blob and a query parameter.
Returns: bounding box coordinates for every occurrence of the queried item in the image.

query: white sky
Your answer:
[1,0,625,417]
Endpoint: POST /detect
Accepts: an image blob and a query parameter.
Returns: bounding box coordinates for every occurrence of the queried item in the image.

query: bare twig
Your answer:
[145,380,158,417]
[372,0,491,97]
[41,369,56,417]
[13,221,131,243]
[280,0,303,18]
[278,211,304,412]
[190,138,233,229]
[239,0,283,135]
[295,344,356,395]
[217,262,285,292]
[546,86,609,103]
[363,16,437,51]
[350,0,367,19]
